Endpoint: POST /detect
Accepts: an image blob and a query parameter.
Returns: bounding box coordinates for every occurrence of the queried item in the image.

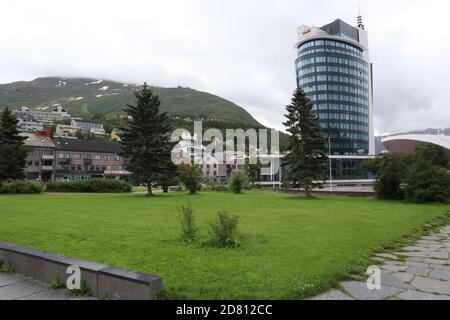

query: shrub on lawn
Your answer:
[208,211,240,248]
[46,179,132,193]
[0,180,44,194]
[178,205,197,244]
[228,172,248,194]
[177,164,202,194]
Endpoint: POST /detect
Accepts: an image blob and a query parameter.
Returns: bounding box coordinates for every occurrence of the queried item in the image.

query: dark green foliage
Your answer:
[205,182,228,192]
[228,172,249,194]
[404,153,450,203]
[283,88,328,196]
[207,211,240,248]
[412,144,449,169]
[177,164,202,194]
[0,107,27,181]
[178,205,197,244]
[0,180,44,194]
[119,84,176,196]
[371,154,409,200]
[404,165,450,203]
[0,261,14,273]
[370,144,449,203]
[244,159,262,187]
[46,179,132,193]
[49,278,65,290]
[68,280,91,297]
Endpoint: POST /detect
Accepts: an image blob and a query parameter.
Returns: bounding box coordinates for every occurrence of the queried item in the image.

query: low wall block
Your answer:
[0,242,162,300]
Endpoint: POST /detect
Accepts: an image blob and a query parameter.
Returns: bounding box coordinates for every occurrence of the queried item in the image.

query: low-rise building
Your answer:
[70,119,106,136]
[53,137,129,180]
[55,124,80,137]
[17,120,44,133]
[14,105,71,123]
[382,134,450,161]
[21,132,56,182]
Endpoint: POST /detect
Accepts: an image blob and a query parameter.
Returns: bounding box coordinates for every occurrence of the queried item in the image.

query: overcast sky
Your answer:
[1,0,449,135]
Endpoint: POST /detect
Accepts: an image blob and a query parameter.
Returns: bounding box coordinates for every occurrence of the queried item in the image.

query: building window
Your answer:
[73,154,81,160]
[94,154,101,160]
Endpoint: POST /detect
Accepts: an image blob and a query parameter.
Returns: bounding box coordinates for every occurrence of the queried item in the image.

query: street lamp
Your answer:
[328,137,332,192]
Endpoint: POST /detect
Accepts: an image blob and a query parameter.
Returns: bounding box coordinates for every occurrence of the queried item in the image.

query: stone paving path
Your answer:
[0,272,91,300]
[310,225,450,300]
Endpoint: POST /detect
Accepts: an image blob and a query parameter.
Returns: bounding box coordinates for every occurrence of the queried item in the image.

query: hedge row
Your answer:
[0,180,44,194]
[46,179,132,193]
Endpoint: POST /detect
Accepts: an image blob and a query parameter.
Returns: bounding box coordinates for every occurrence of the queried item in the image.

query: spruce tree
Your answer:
[119,84,176,196]
[0,107,27,181]
[283,88,327,196]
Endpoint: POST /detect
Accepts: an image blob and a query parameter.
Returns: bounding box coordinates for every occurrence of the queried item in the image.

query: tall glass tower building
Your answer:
[295,18,375,157]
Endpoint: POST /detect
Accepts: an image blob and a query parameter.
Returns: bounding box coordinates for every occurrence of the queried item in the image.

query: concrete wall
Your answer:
[0,242,162,300]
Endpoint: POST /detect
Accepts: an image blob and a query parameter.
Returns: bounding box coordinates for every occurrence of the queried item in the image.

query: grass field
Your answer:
[0,190,449,299]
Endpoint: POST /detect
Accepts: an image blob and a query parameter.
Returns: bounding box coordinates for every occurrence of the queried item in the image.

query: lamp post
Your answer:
[328,137,332,192]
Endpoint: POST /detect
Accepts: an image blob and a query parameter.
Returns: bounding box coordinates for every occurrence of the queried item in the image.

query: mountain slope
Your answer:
[0,77,263,128]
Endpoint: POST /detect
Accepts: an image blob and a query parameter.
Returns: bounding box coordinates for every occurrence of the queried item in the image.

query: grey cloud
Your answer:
[1,0,449,134]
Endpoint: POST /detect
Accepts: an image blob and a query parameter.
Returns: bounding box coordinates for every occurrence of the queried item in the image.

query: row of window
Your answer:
[329,142,368,151]
[313,112,369,123]
[297,64,367,77]
[299,46,364,59]
[312,103,369,115]
[323,131,369,141]
[298,72,368,88]
[56,165,123,171]
[31,149,53,156]
[320,122,369,132]
[298,56,368,71]
[299,40,363,57]
[58,153,121,161]
[302,83,369,97]
[307,93,369,105]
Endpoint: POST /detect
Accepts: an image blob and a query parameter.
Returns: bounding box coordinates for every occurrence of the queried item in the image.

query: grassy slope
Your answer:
[1,190,447,299]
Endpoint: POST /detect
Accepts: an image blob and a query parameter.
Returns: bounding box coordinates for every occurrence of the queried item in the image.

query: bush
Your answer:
[404,161,450,203]
[177,164,202,194]
[228,172,249,194]
[208,211,240,248]
[178,205,197,244]
[46,179,132,193]
[0,180,44,194]
[205,181,228,192]
[371,154,408,200]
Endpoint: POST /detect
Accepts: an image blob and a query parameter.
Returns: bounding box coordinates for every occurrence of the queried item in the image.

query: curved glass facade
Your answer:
[296,39,370,155]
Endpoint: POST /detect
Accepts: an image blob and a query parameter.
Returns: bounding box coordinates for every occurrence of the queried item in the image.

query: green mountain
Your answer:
[0,77,263,128]
[0,77,288,149]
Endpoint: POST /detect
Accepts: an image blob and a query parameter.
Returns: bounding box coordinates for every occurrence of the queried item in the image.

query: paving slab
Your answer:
[0,279,44,300]
[339,281,404,300]
[406,266,431,277]
[411,276,450,295]
[428,269,450,282]
[308,289,354,300]
[374,253,399,260]
[390,272,415,283]
[0,273,26,287]
[397,290,450,300]
[0,272,92,300]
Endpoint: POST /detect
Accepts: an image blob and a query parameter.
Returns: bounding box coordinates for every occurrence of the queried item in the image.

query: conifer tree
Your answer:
[0,107,27,181]
[120,84,176,196]
[283,88,327,196]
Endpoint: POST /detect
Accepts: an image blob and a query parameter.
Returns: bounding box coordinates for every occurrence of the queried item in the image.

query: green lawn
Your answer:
[0,190,448,299]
